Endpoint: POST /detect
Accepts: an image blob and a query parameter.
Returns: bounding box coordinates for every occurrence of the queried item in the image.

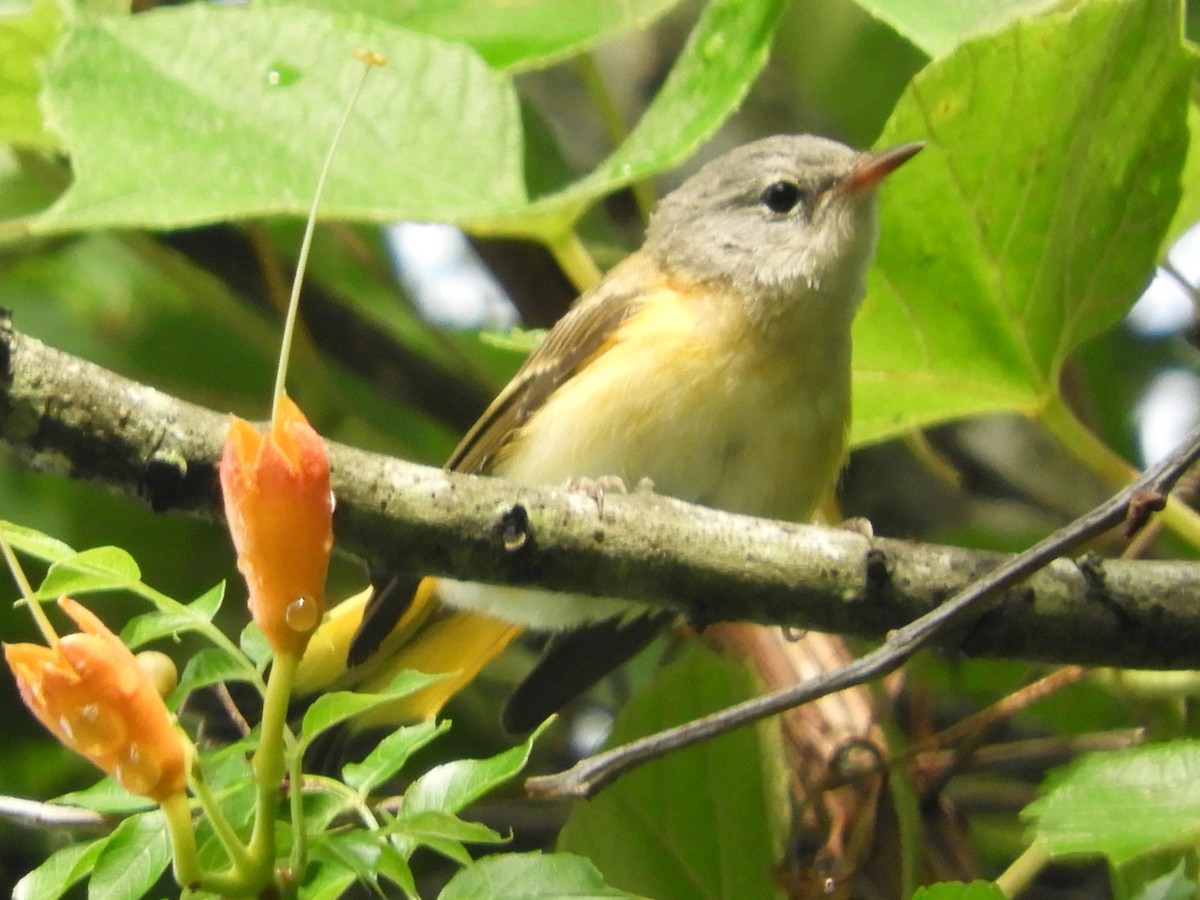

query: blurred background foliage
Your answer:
[1,0,1199,896]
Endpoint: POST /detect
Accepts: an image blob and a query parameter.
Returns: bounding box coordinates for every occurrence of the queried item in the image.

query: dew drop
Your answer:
[702,32,726,60]
[265,62,302,87]
[285,596,320,632]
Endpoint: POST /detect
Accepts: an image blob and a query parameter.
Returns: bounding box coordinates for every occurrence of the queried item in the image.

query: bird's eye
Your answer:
[759,180,805,214]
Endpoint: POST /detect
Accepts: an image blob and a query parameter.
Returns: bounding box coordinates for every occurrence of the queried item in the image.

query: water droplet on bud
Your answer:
[285,596,320,632]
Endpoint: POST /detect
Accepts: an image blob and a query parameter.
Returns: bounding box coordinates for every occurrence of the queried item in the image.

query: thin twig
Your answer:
[526,424,1200,798]
[0,795,114,831]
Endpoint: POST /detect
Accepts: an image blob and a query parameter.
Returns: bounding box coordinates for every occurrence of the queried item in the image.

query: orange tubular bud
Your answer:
[219,395,333,657]
[4,598,187,802]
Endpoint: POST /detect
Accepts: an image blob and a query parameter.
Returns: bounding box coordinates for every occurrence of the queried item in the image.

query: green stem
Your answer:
[1039,396,1200,550]
[286,738,307,878]
[546,230,601,292]
[248,651,300,881]
[994,841,1050,897]
[162,791,201,891]
[190,757,256,876]
[272,58,378,420]
[0,526,57,646]
[576,53,655,222]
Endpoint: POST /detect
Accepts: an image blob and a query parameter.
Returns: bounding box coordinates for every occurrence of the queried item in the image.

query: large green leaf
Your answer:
[87,810,172,900]
[558,647,787,900]
[1025,741,1200,865]
[507,0,788,238]
[438,852,649,900]
[261,0,686,72]
[853,0,1055,57]
[31,4,525,233]
[851,0,1193,446]
[0,0,61,148]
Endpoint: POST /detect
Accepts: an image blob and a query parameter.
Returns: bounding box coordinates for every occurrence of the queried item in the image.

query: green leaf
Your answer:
[56,778,151,815]
[300,863,358,900]
[0,0,62,148]
[853,0,1053,57]
[1025,740,1200,865]
[389,808,506,866]
[558,647,786,900]
[265,0,685,72]
[174,646,258,700]
[121,581,224,648]
[400,728,538,817]
[0,520,75,564]
[37,546,140,597]
[911,882,1008,900]
[311,830,418,899]
[1165,104,1200,249]
[342,719,449,793]
[438,852,649,900]
[33,4,524,234]
[398,808,505,846]
[852,0,1193,446]
[239,621,273,667]
[512,0,788,234]
[299,670,447,746]
[12,836,108,900]
[88,810,171,900]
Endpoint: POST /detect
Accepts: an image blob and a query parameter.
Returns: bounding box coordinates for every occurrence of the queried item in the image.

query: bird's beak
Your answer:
[837,141,924,195]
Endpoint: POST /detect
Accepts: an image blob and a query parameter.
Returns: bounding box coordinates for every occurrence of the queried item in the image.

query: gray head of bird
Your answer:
[644,134,922,312]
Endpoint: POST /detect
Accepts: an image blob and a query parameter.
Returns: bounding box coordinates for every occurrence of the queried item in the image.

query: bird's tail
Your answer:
[294,578,521,728]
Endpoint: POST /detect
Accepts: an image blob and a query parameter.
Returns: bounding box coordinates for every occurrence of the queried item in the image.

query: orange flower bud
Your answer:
[220,395,333,656]
[4,598,187,802]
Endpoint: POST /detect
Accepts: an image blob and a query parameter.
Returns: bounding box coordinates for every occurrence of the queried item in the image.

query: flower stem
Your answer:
[248,651,300,882]
[190,755,256,877]
[272,54,382,421]
[0,526,57,646]
[162,791,201,891]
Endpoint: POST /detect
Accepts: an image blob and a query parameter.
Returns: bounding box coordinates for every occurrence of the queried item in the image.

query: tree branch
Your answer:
[2,312,1198,670]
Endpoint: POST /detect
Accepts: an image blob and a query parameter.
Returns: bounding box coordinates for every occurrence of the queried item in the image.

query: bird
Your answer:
[298,134,922,733]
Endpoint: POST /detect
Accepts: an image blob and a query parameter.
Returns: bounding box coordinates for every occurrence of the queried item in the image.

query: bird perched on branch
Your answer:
[297,134,922,733]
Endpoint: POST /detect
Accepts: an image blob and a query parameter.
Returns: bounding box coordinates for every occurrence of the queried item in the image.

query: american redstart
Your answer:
[296,134,922,732]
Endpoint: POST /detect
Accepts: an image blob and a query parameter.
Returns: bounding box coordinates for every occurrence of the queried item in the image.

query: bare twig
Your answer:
[525,425,1200,798]
[0,794,114,831]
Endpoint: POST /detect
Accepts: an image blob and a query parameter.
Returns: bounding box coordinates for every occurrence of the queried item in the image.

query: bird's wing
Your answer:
[447,275,649,475]
[348,270,652,668]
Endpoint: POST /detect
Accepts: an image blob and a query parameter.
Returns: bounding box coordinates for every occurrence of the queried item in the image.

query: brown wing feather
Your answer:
[446,276,648,474]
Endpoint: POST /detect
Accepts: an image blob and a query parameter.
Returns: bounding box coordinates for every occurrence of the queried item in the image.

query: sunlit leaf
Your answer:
[0,0,61,148]
[1025,741,1200,864]
[174,646,258,700]
[38,546,140,597]
[12,836,108,900]
[341,719,449,793]
[33,4,524,233]
[264,0,685,71]
[299,670,447,746]
[88,810,171,900]
[121,582,224,648]
[853,0,1192,445]
[853,0,1054,57]
[509,0,788,236]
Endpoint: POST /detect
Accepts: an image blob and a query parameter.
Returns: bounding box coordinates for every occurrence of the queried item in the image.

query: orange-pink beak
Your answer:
[839,141,924,195]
